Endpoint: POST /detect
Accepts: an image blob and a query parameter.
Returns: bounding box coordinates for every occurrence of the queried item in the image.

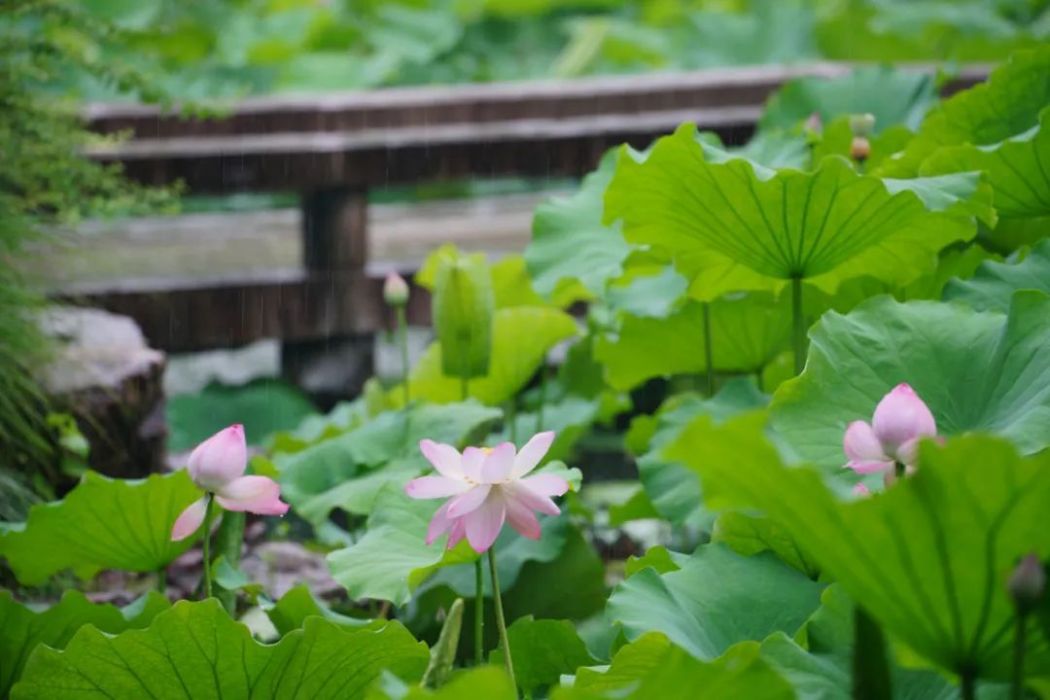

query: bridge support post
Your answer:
[281,187,375,405]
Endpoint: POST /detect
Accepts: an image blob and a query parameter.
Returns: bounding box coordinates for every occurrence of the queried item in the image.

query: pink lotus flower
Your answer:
[843,383,937,477]
[405,431,568,553]
[171,424,289,541]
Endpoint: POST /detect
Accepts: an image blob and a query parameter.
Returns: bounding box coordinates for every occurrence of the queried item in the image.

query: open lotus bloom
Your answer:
[171,424,289,541]
[405,431,569,553]
[843,383,937,478]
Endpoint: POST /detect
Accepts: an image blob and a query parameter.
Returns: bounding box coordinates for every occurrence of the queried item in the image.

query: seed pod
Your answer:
[432,250,494,379]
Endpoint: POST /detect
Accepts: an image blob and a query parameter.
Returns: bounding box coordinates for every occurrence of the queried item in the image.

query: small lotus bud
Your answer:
[1008,554,1046,612]
[804,112,822,135]
[849,113,876,137]
[383,272,409,307]
[850,136,871,163]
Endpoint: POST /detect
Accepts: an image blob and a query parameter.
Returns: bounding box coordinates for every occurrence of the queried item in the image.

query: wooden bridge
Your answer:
[66,63,986,356]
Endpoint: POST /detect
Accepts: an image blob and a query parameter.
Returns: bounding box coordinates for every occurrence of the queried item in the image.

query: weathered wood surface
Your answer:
[37,307,167,476]
[84,63,988,193]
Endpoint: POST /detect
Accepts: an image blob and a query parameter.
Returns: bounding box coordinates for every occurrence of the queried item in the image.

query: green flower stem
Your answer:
[961,669,977,700]
[397,305,410,405]
[488,549,516,689]
[214,510,245,614]
[702,301,714,395]
[156,567,166,593]
[506,399,518,445]
[791,277,806,375]
[201,495,215,600]
[474,558,484,665]
[1012,613,1028,700]
[536,364,548,433]
[895,461,905,480]
[461,376,470,402]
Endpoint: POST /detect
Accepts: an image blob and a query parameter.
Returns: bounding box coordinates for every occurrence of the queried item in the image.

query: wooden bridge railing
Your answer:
[72,63,987,355]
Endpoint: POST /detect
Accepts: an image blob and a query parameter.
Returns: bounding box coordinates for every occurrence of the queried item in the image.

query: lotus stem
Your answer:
[474,558,484,665]
[156,567,166,594]
[1012,613,1027,700]
[214,510,245,614]
[489,548,516,689]
[791,277,806,375]
[397,305,410,405]
[961,668,977,700]
[702,302,714,395]
[536,364,548,433]
[201,495,214,600]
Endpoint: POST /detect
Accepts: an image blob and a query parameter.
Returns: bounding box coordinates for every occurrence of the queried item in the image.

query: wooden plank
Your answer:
[88,106,757,192]
[58,271,433,354]
[84,62,989,138]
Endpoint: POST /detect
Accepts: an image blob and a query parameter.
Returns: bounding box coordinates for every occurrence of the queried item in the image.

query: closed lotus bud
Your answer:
[850,136,871,162]
[432,250,494,379]
[383,271,410,307]
[849,113,876,138]
[1008,554,1046,613]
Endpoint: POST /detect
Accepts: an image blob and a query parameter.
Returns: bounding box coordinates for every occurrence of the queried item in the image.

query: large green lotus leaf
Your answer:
[883,46,1050,176]
[0,471,202,585]
[497,394,602,463]
[11,599,428,700]
[377,667,516,700]
[604,123,986,300]
[556,632,795,700]
[633,380,768,528]
[608,543,824,661]
[770,291,1050,474]
[397,307,577,406]
[760,66,937,132]
[604,264,688,319]
[525,150,630,301]
[276,401,500,525]
[263,585,378,637]
[0,590,170,696]
[944,239,1050,312]
[674,415,1050,681]
[489,616,597,696]
[813,118,917,171]
[327,484,477,606]
[921,110,1050,229]
[596,292,791,390]
[760,586,1007,700]
[711,512,820,579]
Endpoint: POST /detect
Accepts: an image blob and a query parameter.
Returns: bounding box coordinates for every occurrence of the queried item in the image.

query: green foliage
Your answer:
[489,616,597,695]
[557,633,796,699]
[0,0,173,477]
[0,590,169,696]
[944,239,1050,312]
[760,66,937,132]
[676,416,1050,682]
[770,291,1050,475]
[11,599,429,699]
[0,470,202,585]
[605,124,987,301]
[264,585,376,637]
[168,379,316,453]
[608,544,824,660]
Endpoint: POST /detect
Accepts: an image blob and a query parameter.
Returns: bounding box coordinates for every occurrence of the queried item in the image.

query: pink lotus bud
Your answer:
[871,384,936,461]
[384,271,410,307]
[188,424,247,492]
[1008,554,1046,612]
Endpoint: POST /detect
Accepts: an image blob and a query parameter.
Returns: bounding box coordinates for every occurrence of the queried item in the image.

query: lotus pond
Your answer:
[4,47,1050,700]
